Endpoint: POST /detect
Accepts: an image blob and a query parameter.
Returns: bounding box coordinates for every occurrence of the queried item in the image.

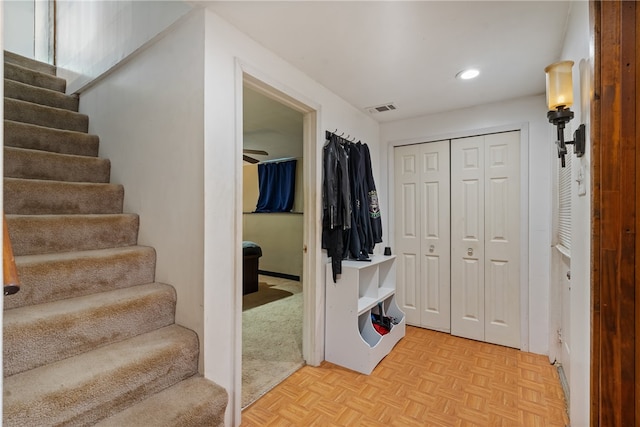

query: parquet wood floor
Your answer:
[241,326,569,426]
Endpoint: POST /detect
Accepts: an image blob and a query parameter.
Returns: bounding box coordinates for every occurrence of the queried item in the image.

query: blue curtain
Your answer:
[255,159,297,213]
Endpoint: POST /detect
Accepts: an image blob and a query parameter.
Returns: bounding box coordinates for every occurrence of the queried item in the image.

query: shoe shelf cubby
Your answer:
[325,255,406,375]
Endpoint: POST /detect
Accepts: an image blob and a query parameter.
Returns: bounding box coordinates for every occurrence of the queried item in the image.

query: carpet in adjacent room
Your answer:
[242,276,303,408]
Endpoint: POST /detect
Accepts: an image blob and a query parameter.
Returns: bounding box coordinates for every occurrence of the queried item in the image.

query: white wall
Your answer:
[556,1,591,425]
[77,9,206,370]
[202,9,381,424]
[243,213,304,277]
[56,0,192,93]
[380,95,553,355]
[4,0,35,58]
[4,0,54,64]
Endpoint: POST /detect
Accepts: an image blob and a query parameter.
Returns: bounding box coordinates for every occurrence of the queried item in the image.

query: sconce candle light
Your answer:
[545,60,585,167]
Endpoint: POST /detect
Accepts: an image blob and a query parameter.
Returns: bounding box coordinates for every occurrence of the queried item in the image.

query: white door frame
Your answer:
[233,59,322,424]
[386,123,530,351]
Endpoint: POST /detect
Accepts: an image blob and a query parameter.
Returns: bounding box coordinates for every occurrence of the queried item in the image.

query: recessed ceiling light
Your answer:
[456,69,480,80]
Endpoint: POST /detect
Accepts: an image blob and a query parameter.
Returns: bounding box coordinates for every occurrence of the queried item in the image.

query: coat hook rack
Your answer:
[325,129,362,144]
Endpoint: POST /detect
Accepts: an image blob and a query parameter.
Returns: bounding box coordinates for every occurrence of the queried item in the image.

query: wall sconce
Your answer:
[545,60,585,167]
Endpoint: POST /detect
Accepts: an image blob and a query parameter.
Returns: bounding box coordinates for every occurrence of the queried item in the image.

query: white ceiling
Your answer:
[210,1,573,160]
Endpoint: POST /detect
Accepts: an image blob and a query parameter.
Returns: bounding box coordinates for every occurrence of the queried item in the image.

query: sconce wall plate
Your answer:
[572,124,585,157]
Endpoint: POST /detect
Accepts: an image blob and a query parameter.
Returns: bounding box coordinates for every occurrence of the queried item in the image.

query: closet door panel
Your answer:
[394,141,450,330]
[460,257,483,341]
[394,145,421,325]
[419,141,450,332]
[484,132,520,348]
[451,136,485,341]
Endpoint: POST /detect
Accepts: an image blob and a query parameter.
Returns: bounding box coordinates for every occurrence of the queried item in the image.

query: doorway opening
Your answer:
[240,84,304,408]
[238,71,320,411]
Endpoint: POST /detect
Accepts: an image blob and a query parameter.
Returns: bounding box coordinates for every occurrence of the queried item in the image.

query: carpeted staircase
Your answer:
[3,51,228,426]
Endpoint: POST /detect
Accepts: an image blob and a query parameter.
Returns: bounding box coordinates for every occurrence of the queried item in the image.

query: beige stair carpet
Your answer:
[3,50,227,426]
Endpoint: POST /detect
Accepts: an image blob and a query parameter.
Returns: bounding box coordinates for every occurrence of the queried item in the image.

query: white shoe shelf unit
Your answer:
[325,254,405,374]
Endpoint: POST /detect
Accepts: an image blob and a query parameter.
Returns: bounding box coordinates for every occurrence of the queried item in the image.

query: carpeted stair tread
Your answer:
[95,376,227,427]
[4,146,110,183]
[4,120,99,156]
[4,61,65,92]
[4,282,177,376]
[4,177,124,215]
[5,98,88,132]
[6,213,139,256]
[2,51,228,424]
[5,51,56,76]
[3,325,199,427]
[5,78,79,111]
[5,246,156,310]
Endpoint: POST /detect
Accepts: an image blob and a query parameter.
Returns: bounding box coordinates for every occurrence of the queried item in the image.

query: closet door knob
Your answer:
[467,248,473,256]
[429,245,435,253]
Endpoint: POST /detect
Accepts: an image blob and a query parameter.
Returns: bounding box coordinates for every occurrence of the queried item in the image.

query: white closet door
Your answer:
[483,131,520,347]
[451,136,486,341]
[419,141,451,331]
[394,141,450,331]
[394,144,421,326]
[451,132,520,348]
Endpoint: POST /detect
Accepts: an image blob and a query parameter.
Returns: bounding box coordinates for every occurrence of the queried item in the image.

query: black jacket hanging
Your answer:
[362,143,383,250]
[346,143,371,261]
[322,132,385,281]
[321,134,351,282]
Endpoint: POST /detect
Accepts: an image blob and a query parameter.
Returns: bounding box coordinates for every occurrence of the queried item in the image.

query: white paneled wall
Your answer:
[4,0,35,58]
[56,0,192,93]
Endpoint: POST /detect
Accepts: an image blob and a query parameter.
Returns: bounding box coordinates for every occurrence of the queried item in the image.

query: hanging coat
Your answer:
[346,142,370,261]
[362,143,383,251]
[321,135,351,282]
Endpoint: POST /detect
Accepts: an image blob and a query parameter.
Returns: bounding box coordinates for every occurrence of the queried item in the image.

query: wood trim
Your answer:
[591,1,638,425]
[590,1,601,423]
[636,3,640,425]
[3,214,20,295]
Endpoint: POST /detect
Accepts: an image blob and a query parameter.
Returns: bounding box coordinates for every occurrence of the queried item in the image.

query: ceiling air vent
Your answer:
[367,103,397,114]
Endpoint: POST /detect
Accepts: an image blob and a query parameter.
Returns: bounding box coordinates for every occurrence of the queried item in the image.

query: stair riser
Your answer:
[5,247,157,310]
[5,98,88,133]
[5,62,65,92]
[4,283,177,376]
[95,377,228,427]
[4,178,124,215]
[5,51,56,75]
[5,147,111,183]
[4,120,99,157]
[4,326,199,427]
[5,79,79,111]
[7,214,139,256]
